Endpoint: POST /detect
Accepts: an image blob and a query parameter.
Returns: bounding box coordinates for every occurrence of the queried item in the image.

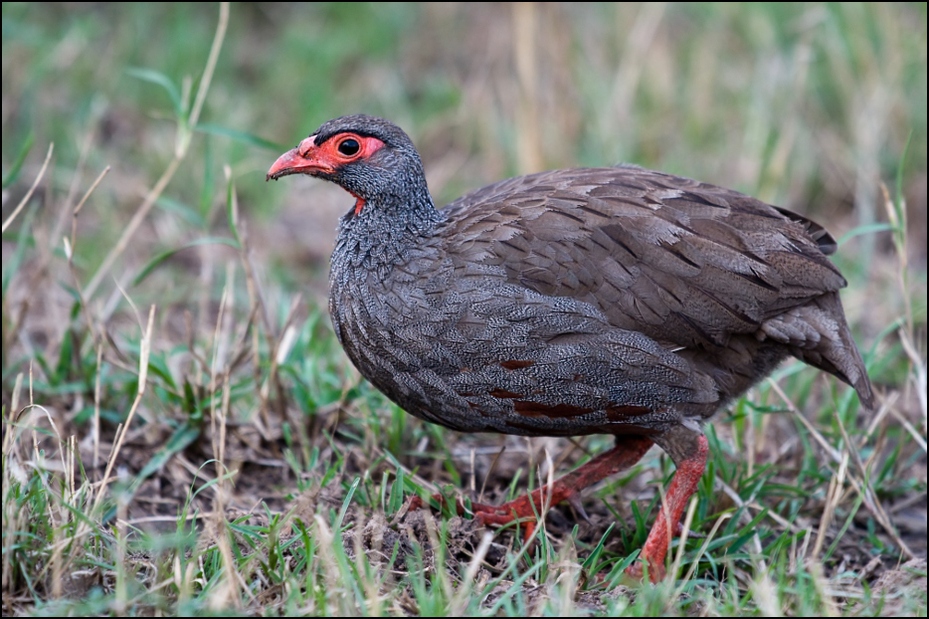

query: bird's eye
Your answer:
[337,138,360,157]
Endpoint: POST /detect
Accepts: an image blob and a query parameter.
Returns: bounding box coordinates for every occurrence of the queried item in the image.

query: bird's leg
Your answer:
[625,428,709,582]
[408,435,654,539]
[469,435,654,525]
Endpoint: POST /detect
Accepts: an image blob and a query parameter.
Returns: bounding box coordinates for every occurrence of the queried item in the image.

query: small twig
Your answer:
[91,304,155,515]
[864,390,895,440]
[92,344,103,472]
[812,450,848,560]
[66,166,112,353]
[679,504,732,585]
[479,444,508,504]
[2,143,53,234]
[185,3,228,152]
[209,270,232,493]
[123,513,211,525]
[670,495,697,583]
[2,144,60,356]
[898,332,927,432]
[769,380,841,460]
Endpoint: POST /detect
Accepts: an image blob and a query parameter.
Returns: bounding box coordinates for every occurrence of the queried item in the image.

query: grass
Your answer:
[2,2,927,616]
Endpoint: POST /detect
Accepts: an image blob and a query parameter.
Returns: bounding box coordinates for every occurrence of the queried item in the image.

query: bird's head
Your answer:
[267,114,429,217]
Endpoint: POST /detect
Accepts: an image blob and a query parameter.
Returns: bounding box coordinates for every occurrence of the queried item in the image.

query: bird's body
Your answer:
[268,114,873,581]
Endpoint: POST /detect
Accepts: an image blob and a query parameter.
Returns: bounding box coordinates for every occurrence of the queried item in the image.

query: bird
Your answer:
[267,114,874,582]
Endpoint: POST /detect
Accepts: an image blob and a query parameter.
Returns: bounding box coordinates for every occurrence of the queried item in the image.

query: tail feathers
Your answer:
[760,294,875,410]
[796,336,875,410]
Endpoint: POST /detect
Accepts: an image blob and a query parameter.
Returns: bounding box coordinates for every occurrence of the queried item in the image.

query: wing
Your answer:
[441,166,846,349]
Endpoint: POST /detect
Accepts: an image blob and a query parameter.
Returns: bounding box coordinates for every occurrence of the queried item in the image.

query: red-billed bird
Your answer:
[267,115,873,581]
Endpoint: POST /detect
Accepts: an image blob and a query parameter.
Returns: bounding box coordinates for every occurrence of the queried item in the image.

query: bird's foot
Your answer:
[405,482,579,542]
[406,436,657,544]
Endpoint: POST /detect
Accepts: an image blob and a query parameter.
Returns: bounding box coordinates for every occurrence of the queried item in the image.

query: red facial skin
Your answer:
[267,133,385,215]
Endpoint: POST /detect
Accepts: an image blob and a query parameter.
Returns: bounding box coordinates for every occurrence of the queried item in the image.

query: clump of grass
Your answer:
[2,2,926,616]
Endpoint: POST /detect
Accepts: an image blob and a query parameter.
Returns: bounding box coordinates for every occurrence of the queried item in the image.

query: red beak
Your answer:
[266,135,334,180]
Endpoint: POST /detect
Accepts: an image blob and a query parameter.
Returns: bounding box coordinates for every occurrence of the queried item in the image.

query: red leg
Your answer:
[409,436,654,537]
[625,434,709,582]
[470,436,654,526]
[407,431,709,583]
